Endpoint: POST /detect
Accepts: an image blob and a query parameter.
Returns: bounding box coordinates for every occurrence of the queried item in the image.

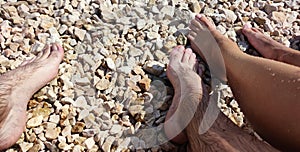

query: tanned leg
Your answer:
[0,43,64,150]
[188,14,300,151]
[185,84,278,152]
[242,23,300,67]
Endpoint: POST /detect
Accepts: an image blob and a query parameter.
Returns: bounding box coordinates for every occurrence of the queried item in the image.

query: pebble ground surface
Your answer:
[0,0,299,151]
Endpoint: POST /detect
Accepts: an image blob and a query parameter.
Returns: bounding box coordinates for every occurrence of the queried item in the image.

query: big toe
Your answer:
[48,43,64,63]
[195,14,216,30]
[170,46,185,63]
[242,23,259,37]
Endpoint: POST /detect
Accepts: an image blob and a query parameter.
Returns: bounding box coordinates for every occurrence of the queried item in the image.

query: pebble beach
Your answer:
[0,0,299,151]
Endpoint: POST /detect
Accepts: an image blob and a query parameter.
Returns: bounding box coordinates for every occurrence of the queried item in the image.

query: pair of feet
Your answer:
[164,14,299,144]
[0,44,64,150]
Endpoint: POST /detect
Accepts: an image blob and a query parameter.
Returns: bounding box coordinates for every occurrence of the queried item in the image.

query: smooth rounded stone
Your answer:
[27,115,44,128]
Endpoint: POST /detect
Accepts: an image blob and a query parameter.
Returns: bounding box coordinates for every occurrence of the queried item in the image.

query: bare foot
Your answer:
[188,14,230,82]
[0,43,64,150]
[164,46,202,144]
[242,24,300,67]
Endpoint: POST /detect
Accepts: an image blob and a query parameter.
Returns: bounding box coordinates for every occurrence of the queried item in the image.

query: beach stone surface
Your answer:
[0,0,299,151]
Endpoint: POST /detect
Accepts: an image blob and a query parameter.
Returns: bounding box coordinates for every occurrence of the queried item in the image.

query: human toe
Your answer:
[182,48,193,63]
[48,43,64,61]
[39,44,51,60]
[170,46,185,63]
[188,52,196,66]
[195,14,216,30]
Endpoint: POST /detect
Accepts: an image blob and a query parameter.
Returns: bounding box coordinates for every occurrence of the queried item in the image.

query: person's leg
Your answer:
[164,46,202,144]
[242,24,300,67]
[188,14,300,151]
[164,45,277,151]
[185,86,278,152]
[0,43,64,150]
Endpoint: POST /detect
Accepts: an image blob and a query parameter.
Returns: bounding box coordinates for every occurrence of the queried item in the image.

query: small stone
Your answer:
[137,20,146,30]
[45,128,60,140]
[19,142,34,152]
[74,27,86,41]
[100,9,117,23]
[75,77,90,86]
[74,96,88,108]
[27,116,43,128]
[101,112,111,120]
[254,17,267,25]
[83,129,98,137]
[143,61,165,76]
[264,4,278,14]
[84,137,95,150]
[161,6,175,19]
[176,33,187,45]
[138,77,151,91]
[49,115,60,124]
[18,4,30,14]
[96,78,110,91]
[40,15,55,30]
[110,125,122,135]
[9,43,20,52]
[106,58,116,70]
[0,20,12,38]
[271,12,286,24]
[221,9,237,23]
[188,1,202,13]
[128,105,144,117]
[59,24,68,34]
[62,125,72,137]
[163,40,177,51]
[102,136,115,152]
[78,110,89,121]
[72,122,85,133]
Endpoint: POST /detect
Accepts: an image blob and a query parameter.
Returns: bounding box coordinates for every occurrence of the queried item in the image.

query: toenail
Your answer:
[196,14,202,19]
[243,22,252,29]
[186,48,192,53]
